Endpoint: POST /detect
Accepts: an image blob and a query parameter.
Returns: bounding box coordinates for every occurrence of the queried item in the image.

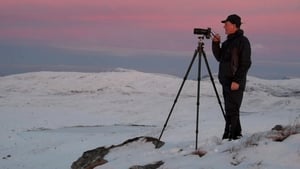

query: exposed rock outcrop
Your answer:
[71,136,164,169]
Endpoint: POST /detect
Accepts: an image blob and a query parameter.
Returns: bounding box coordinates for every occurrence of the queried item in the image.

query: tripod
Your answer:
[157,36,226,150]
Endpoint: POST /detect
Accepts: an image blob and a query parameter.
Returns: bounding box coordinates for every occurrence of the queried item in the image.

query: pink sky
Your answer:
[1,0,299,50]
[1,0,300,77]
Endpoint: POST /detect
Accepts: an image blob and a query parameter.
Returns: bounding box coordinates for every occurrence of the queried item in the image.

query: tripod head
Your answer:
[198,36,205,40]
[197,36,205,52]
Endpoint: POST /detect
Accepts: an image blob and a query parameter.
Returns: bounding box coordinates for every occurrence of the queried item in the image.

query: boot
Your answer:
[229,115,239,140]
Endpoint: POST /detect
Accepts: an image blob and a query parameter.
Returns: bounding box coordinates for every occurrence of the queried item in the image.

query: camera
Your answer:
[193,28,212,39]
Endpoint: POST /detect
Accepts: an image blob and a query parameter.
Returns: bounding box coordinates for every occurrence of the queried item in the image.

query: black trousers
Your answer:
[222,86,244,139]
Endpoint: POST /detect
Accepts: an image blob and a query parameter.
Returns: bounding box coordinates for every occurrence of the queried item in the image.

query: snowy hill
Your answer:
[0,69,299,169]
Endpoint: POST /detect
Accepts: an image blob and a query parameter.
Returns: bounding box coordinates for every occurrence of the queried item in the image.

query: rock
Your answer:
[268,124,300,142]
[71,136,164,169]
[129,160,164,169]
[272,124,283,131]
[71,147,109,169]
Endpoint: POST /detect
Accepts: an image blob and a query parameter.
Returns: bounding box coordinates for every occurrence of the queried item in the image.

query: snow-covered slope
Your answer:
[0,69,299,169]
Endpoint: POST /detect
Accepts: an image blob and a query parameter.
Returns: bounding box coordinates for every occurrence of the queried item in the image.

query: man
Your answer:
[212,14,251,140]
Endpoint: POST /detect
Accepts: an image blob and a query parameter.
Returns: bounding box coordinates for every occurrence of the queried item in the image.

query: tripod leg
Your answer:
[202,50,226,120]
[195,49,201,150]
[157,49,198,143]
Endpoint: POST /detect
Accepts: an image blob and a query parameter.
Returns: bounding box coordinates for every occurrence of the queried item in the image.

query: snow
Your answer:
[0,69,299,169]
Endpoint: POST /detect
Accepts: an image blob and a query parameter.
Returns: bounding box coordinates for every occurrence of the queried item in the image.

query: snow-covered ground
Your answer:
[0,69,299,169]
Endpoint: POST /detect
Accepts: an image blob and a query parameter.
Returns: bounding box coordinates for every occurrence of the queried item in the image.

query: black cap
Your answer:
[221,14,242,28]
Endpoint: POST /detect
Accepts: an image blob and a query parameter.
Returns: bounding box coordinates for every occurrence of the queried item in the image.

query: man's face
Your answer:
[223,21,237,35]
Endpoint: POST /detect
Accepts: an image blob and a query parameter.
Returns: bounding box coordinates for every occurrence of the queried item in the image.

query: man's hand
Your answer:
[212,34,221,42]
[231,81,240,91]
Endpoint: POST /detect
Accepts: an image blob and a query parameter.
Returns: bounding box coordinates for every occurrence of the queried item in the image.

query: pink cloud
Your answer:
[0,0,300,55]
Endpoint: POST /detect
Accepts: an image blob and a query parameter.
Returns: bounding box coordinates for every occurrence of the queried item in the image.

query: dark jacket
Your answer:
[212,29,251,90]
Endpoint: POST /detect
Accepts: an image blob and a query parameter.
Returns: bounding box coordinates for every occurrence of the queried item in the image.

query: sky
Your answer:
[1,0,300,78]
